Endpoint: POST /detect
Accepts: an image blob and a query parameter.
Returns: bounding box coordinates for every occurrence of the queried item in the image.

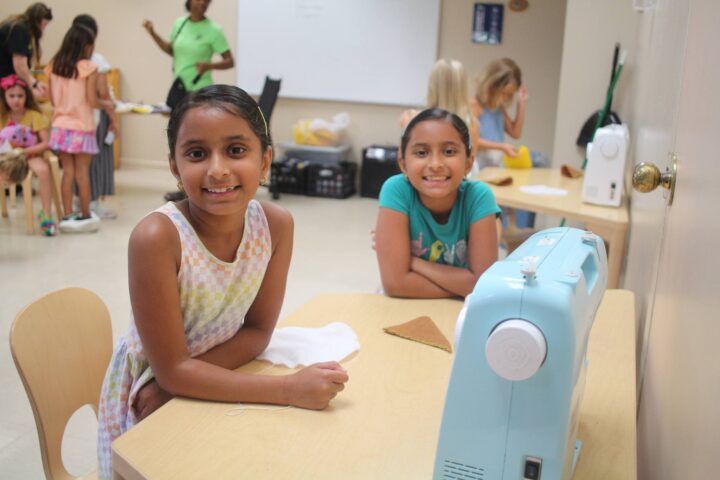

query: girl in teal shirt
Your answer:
[376,108,500,298]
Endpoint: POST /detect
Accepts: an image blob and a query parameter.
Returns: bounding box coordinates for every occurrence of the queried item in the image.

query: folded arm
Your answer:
[129,212,288,404]
[375,208,454,298]
[409,215,498,297]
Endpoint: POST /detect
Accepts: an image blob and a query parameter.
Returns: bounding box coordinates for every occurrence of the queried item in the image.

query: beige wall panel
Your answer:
[3,1,566,165]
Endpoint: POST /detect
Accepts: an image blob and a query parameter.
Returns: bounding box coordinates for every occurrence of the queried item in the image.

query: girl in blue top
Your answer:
[375,108,500,298]
[470,58,528,170]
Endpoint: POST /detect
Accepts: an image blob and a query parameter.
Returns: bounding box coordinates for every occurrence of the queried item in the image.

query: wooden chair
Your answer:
[10,287,113,479]
[1,153,63,234]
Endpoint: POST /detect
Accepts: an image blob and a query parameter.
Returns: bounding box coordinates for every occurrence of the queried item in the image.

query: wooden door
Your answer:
[625,0,720,477]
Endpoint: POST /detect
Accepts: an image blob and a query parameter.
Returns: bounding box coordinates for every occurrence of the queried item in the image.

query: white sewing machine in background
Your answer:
[582,124,630,207]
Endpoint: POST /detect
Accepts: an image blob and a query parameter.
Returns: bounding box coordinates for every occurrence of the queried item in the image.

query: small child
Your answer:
[400,58,480,159]
[0,74,55,235]
[375,108,500,298]
[470,57,529,170]
[96,85,348,479]
[45,22,115,233]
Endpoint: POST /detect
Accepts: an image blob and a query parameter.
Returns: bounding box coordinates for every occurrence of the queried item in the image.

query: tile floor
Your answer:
[0,165,380,478]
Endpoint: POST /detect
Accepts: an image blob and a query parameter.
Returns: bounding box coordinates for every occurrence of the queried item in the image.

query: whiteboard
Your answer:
[236,0,440,106]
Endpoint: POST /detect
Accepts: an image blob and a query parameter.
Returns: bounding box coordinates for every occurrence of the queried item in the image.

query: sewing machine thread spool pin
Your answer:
[521,258,538,283]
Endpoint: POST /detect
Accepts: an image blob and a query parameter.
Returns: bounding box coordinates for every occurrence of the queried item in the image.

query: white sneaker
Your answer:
[90,201,117,220]
[58,212,100,233]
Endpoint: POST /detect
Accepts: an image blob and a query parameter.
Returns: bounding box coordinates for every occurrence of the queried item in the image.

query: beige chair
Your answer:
[1,153,64,234]
[10,287,113,479]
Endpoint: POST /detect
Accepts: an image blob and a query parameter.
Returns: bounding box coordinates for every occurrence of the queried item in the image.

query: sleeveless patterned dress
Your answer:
[96,200,271,478]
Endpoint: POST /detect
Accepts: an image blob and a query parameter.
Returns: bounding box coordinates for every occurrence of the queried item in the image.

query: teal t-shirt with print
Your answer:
[378,175,500,267]
[170,16,230,90]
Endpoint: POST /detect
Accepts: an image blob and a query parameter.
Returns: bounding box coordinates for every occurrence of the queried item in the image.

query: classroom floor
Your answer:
[0,165,380,479]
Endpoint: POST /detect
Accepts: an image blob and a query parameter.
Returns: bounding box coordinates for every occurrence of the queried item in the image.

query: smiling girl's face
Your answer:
[170,105,271,217]
[400,118,472,215]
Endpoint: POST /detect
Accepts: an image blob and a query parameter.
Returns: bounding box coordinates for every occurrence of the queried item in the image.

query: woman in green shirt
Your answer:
[143,0,234,201]
[143,0,234,93]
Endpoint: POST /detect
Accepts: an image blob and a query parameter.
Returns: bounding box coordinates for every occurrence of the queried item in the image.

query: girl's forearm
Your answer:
[382,269,455,298]
[506,102,526,139]
[194,326,273,369]
[23,143,48,158]
[156,358,288,404]
[411,257,477,297]
[477,137,508,152]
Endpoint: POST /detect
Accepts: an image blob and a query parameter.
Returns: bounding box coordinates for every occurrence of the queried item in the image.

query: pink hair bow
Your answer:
[0,75,28,90]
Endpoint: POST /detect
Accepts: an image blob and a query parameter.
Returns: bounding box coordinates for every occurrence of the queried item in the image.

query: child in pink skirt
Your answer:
[45,22,114,233]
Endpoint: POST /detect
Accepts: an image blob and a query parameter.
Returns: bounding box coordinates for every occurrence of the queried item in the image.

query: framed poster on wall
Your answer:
[472,3,504,44]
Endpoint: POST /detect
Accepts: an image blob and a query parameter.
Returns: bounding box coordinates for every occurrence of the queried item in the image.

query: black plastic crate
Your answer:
[360,145,400,198]
[306,161,357,199]
[269,156,311,198]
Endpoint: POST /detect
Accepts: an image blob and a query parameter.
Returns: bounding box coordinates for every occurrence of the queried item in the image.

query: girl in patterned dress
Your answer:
[96,85,348,478]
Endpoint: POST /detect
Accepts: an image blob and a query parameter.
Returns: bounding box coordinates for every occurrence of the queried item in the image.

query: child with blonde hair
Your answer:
[471,57,528,170]
[401,58,480,159]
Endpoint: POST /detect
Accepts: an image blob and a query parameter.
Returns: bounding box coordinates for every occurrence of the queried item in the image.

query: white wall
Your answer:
[1,0,566,166]
[551,0,639,169]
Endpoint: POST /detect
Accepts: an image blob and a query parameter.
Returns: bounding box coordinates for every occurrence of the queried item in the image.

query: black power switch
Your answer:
[523,457,542,480]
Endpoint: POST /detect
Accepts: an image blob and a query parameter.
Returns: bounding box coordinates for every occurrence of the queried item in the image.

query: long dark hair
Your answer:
[167,84,272,159]
[72,14,98,38]
[400,108,472,158]
[1,3,53,64]
[50,24,95,79]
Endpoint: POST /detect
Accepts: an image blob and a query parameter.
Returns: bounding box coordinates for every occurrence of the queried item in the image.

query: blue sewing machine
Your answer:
[433,227,608,480]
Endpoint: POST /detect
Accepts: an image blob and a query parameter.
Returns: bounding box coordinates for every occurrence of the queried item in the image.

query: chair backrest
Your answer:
[10,287,113,479]
[257,76,282,124]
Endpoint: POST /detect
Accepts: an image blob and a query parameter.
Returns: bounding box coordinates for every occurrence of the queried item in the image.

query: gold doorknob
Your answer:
[632,156,677,205]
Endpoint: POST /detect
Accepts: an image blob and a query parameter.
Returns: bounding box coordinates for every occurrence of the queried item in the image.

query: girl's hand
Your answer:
[33,82,49,101]
[502,143,519,157]
[133,379,174,420]
[142,20,154,34]
[370,228,376,250]
[284,361,349,410]
[517,84,529,105]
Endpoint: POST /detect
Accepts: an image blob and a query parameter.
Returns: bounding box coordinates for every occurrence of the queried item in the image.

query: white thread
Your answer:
[225,404,292,416]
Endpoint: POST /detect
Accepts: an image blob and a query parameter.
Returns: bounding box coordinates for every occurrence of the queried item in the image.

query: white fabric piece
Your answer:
[257,322,359,368]
[519,184,568,196]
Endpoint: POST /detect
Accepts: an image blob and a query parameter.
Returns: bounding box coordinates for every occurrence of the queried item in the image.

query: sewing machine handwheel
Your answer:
[486,319,547,381]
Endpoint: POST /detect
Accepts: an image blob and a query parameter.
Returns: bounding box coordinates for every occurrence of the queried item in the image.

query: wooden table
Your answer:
[476,167,629,288]
[112,291,636,479]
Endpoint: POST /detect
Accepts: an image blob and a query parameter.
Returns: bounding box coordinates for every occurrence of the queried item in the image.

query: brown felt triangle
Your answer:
[383,316,452,353]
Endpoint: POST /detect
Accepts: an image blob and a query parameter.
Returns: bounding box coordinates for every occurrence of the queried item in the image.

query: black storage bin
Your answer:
[306,161,357,199]
[269,156,311,199]
[360,145,401,198]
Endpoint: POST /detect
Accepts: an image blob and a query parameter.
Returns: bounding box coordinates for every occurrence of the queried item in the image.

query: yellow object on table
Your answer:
[503,145,532,169]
